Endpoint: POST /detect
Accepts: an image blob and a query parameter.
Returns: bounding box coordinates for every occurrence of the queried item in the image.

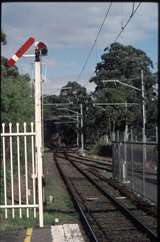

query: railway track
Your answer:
[61,153,112,172]
[61,152,157,185]
[54,152,157,242]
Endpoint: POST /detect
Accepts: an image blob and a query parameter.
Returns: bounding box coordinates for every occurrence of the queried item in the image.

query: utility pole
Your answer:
[35,47,43,227]
[112,120,115,142]
[122,102,130,183]
[80,104,84,155]
[124,102,128,141]
[77,112,79,147]
[156,126,158,143]
[141,69,146,143]
[141,69,146,197]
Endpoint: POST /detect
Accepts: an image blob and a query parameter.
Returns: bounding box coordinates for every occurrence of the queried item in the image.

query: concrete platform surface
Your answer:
[51,224,85,242]
[0,229,25,242]
[0,224,85,242]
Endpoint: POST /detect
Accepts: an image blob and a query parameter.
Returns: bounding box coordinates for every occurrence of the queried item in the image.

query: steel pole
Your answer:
[131,128,134,191]
[125,102,128,141]
[41,70,44,155]
[123,131,128,183]
[141,70,146,143]
[80,104,84,155]
[117,130,120,142]
[122,102,129,183]
[141,69,146,197]
[156,126,158,143]
[35,50,44,227]
[76,112,79,147]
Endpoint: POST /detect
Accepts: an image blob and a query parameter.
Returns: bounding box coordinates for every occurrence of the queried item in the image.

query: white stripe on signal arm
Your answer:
[35,41,39,47]
[12,54,19,62]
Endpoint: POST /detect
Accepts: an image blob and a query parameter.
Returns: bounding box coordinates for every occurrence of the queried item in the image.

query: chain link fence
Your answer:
[112,141,157,205]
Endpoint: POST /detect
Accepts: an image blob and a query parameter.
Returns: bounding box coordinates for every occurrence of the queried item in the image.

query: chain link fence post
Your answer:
[131,129,134,191]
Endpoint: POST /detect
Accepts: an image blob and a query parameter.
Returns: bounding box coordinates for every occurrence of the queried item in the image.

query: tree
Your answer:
[1,34,34,199]
[43,81,94,146]
[1,31,7,45]
[89,42,157,139]
[1,31,34,125]
[1,57,34,124]
[59,81,92,105]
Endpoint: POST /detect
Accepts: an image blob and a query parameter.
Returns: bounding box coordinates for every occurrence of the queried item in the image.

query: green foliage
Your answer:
[1,57,34,123]
[92,144,112,157]
[44,81,93,146]
[59,81,92,105]
[89,42,157,140]
[1,31,7,45]
[44,43,157,145]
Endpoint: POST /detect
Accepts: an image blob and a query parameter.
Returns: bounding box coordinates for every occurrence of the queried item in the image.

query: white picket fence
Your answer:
[0,122,39,220]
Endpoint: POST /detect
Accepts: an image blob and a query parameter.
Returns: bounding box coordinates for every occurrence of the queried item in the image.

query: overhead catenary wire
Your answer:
[132,2,135,15]
[82,2,142,90]
[113,2,142,43]
[121,2,124,30]
[76,2,113,83]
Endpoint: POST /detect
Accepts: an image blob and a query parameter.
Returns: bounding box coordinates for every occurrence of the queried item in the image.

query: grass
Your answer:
[0,209,38,231]
[1,147,112,231]
[0,151,79,231]
[43,159,79,225]
[0,209,78,232]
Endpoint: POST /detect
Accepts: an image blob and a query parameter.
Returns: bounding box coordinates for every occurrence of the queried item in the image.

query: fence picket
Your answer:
[0,123,40,223]
[2,123,8,218]
[16,123,22,218]
[9,123,15,218]
[31,122,36,218]
[24,122,29,218]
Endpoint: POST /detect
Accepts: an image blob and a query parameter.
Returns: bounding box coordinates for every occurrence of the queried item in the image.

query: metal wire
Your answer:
[76,2,113,83]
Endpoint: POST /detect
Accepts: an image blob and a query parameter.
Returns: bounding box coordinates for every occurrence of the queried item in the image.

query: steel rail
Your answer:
[56,153,112,171]
[68,157,112,172]
[88,160,157,186]
[66,155,158,242]
[54,154,99,242]
[57,152,112,167]
[89,170,156,208]
[59,152,157,189]
[57,151,156,185]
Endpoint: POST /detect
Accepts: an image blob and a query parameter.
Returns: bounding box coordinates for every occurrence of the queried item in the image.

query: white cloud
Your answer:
[2,2,158,94]
[2,2,158,52]
[43,73,96,95]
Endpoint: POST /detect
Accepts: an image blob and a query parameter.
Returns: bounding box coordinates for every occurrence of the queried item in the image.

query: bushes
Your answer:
[92,144,112,157]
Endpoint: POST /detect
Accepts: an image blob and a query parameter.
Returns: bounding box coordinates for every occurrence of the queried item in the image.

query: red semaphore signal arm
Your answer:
[7,37,35,66]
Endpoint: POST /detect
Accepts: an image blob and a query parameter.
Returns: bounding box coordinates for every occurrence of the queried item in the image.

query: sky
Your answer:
[1,2,158,95]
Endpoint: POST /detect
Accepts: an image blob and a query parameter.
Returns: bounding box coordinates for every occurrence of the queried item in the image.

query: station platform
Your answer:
[0,224,85,242]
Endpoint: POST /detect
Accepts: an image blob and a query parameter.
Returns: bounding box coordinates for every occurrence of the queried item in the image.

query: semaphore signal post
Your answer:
[7,37,48,227]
